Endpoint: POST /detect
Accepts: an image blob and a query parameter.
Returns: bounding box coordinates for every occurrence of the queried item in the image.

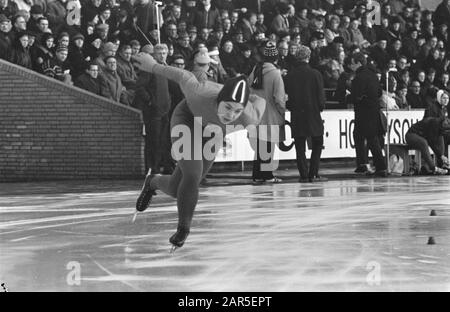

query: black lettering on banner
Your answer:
[349,119,355,148]
[393,119,401,143]
[401,119,411,144]
[278,120,294,152]
[339,119,348,149]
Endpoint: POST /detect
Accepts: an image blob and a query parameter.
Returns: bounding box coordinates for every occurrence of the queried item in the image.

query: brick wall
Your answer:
[0,59,144,181]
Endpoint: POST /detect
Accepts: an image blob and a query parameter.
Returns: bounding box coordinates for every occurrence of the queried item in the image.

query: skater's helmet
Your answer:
[217,75,250,107]
[216,75,250,124]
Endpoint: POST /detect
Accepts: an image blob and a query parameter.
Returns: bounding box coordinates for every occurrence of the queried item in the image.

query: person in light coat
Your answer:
[248,40,286,183]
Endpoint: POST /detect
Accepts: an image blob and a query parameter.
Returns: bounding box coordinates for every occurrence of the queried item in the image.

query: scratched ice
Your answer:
[0,177,449,291]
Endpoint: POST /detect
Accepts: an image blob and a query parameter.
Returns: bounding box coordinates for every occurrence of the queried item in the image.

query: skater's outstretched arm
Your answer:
[134,52,217,104]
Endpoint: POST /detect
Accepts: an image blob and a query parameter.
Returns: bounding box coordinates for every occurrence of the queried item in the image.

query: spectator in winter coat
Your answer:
[116,44,138,90]
[68,33,89,80]
[74,63,102,95]
[285,45,328,182]
[248,41,286,183]
[9,31,32,69]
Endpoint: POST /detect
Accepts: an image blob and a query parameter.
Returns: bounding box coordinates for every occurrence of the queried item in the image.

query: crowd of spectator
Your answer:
[1,0,449,173]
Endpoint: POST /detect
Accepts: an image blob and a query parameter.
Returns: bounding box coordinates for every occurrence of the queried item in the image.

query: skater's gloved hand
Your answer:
[134,52,157,73]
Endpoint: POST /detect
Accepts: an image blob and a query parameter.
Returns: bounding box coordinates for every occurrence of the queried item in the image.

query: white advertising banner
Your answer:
[214,109,425,162]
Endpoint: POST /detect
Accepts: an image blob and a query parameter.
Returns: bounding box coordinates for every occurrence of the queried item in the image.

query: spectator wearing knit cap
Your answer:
[42,44,72,84]
[248,40,286,183]
[285,45,327,182]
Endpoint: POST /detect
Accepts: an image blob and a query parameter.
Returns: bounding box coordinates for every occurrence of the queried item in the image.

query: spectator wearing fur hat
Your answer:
[248,40,286,183]
[285,45,327,182]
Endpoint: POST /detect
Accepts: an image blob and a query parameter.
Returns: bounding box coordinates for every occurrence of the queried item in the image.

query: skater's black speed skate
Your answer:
[136,172,157,212]
[169,226,190,252]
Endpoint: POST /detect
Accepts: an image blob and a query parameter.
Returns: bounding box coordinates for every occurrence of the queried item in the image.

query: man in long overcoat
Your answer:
[350,52,387,176]
[285,45,326,182]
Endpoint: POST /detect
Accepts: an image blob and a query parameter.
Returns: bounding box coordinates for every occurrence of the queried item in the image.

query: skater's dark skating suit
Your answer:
[139,57,266,232]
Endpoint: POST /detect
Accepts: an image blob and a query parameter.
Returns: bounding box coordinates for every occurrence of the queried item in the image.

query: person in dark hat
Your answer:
[84,33,102,61]
[27,4,44,34]
[239,42,256,75]
[68,33,89,79]
[369,38,389,70]
[308,33,323,69]
[208,23,224,47]
[132,52,266,250]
